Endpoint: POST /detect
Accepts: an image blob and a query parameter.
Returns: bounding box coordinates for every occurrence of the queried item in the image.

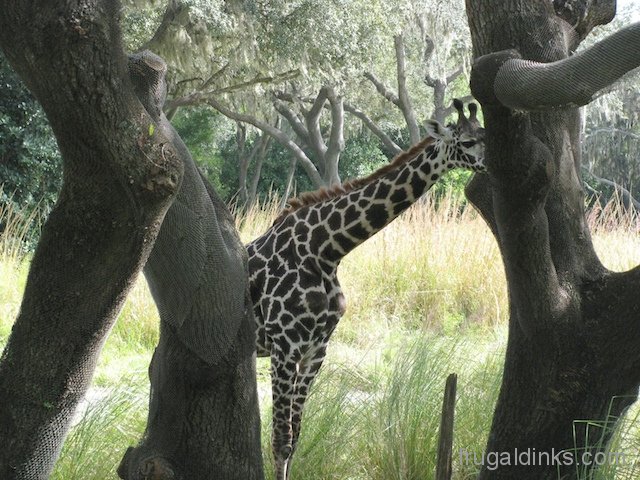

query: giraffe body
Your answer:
[247,102,484,480]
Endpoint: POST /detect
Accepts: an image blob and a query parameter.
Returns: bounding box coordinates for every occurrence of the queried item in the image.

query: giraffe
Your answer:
[247,100,485,480]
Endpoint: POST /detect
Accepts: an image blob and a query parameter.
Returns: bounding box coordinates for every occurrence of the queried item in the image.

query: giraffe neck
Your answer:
[298,141,450,264]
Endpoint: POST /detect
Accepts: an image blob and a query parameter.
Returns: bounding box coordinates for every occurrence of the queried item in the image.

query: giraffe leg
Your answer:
[285,346,328,480]
[270,348,298,480]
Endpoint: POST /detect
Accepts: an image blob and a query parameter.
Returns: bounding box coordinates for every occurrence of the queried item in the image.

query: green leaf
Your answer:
[148,124,155,136]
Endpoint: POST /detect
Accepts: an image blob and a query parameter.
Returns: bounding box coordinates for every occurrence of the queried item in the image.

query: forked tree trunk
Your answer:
[464,1,640,478]
[0,2,182,478]
[118,51,263,480]
[0,2,263,479]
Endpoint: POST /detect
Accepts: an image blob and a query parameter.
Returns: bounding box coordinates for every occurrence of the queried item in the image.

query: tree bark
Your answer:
[0,2,182,478]
[117,51,264,480]
[464,1,640,478]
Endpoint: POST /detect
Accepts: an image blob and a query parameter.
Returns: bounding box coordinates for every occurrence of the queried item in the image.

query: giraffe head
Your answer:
[424,99,485,172]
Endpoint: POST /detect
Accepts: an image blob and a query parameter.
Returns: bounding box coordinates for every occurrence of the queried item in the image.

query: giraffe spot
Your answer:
[299,268,319,289]
[268,322,283,336]
[327,211,342,231]
[320,204,332,217]
[267,256,285,275]
[376,181,391,198]
[366,204,387,229]
[431,174,439,181]
[309,226,329,251]
[305,291,328,314]
[285,328,301,344]
[421,162,432,175]
[306,209,320,224]
[347,223,369,239]
[334,233,355,253]
[390,188,407,203]
[363,183,377,197]
[393,200,412,216]
[300,317,315,331]
[410,173,427,195]
[275,231,291,251]
[396,168,410,185]
[324,244,342,263]
[427,147,439,159]
[336,197,349,209]
[344,204,359,224]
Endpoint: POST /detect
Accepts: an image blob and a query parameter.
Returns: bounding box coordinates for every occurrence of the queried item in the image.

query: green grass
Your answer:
[1,194,640,479]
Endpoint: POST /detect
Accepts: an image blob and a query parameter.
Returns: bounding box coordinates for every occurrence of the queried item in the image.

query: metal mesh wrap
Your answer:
[129,50,250,367]
[494,22,640,109]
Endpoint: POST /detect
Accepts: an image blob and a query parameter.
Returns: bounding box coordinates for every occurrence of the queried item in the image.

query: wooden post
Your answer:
[435,373,458,480]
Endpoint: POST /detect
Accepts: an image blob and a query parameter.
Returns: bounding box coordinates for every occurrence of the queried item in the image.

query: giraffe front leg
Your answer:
[285,346,328,480]
[270,348,298,480]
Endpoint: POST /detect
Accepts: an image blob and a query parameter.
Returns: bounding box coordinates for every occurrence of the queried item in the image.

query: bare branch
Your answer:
[273,100,310,144]
[583,167,640,210]
[275,90,402,155]
[305,87,330,161]
[363,71,400,106]
[324,87,345,185]
[207,98,324,187]
[395,35,421,144]
[446,66,464,85]
[343,103,402,155]
[164,68,300,111]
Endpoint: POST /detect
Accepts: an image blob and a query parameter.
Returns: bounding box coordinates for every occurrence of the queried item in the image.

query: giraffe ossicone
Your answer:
[247,99,485,480]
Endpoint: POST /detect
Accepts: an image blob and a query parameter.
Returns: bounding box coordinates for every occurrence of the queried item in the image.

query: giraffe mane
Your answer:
[272,135,436,226]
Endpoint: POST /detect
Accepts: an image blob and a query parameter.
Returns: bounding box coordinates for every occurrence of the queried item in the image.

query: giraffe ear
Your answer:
[425,119,445,139]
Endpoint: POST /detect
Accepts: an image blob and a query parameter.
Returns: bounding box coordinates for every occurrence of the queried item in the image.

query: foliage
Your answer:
[0,52,62,217]
[171,105,235,197]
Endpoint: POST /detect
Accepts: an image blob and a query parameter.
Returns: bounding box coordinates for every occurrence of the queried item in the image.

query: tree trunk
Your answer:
[236,122,250,206]
[0,2,263,478]
[117,51,264,480]
[247,130,272,210]
[0,2,181,478]
[464,1,640,478]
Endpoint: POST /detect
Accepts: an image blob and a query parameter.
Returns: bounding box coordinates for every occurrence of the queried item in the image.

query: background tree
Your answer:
[464,1,640,478]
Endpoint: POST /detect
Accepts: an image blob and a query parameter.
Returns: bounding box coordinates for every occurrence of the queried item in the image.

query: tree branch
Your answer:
[207,98,324,187]
[324,86,345,185]
[483,23,640,109]
[343,103,402,155]
[138,0,187,53]
[273,100,310,145]
[583,167,640,210]
[164,69,300,111]
[395,34,421,144]
[275,90,402,156]
[304,86,330,162]
[363,71,401,106]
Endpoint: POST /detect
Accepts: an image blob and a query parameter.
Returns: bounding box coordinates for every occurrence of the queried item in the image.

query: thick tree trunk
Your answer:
[117,51,264,480]
[0,2,182,478]
[0,2,263,478]
[464,1,640,478]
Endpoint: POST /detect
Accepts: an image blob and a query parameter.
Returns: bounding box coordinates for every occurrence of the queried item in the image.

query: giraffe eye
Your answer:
[461,140,477,149]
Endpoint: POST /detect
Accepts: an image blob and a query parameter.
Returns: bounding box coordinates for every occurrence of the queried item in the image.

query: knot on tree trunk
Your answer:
[126,50,182,201]
[128,50,168,121]
[117,446,180,480]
